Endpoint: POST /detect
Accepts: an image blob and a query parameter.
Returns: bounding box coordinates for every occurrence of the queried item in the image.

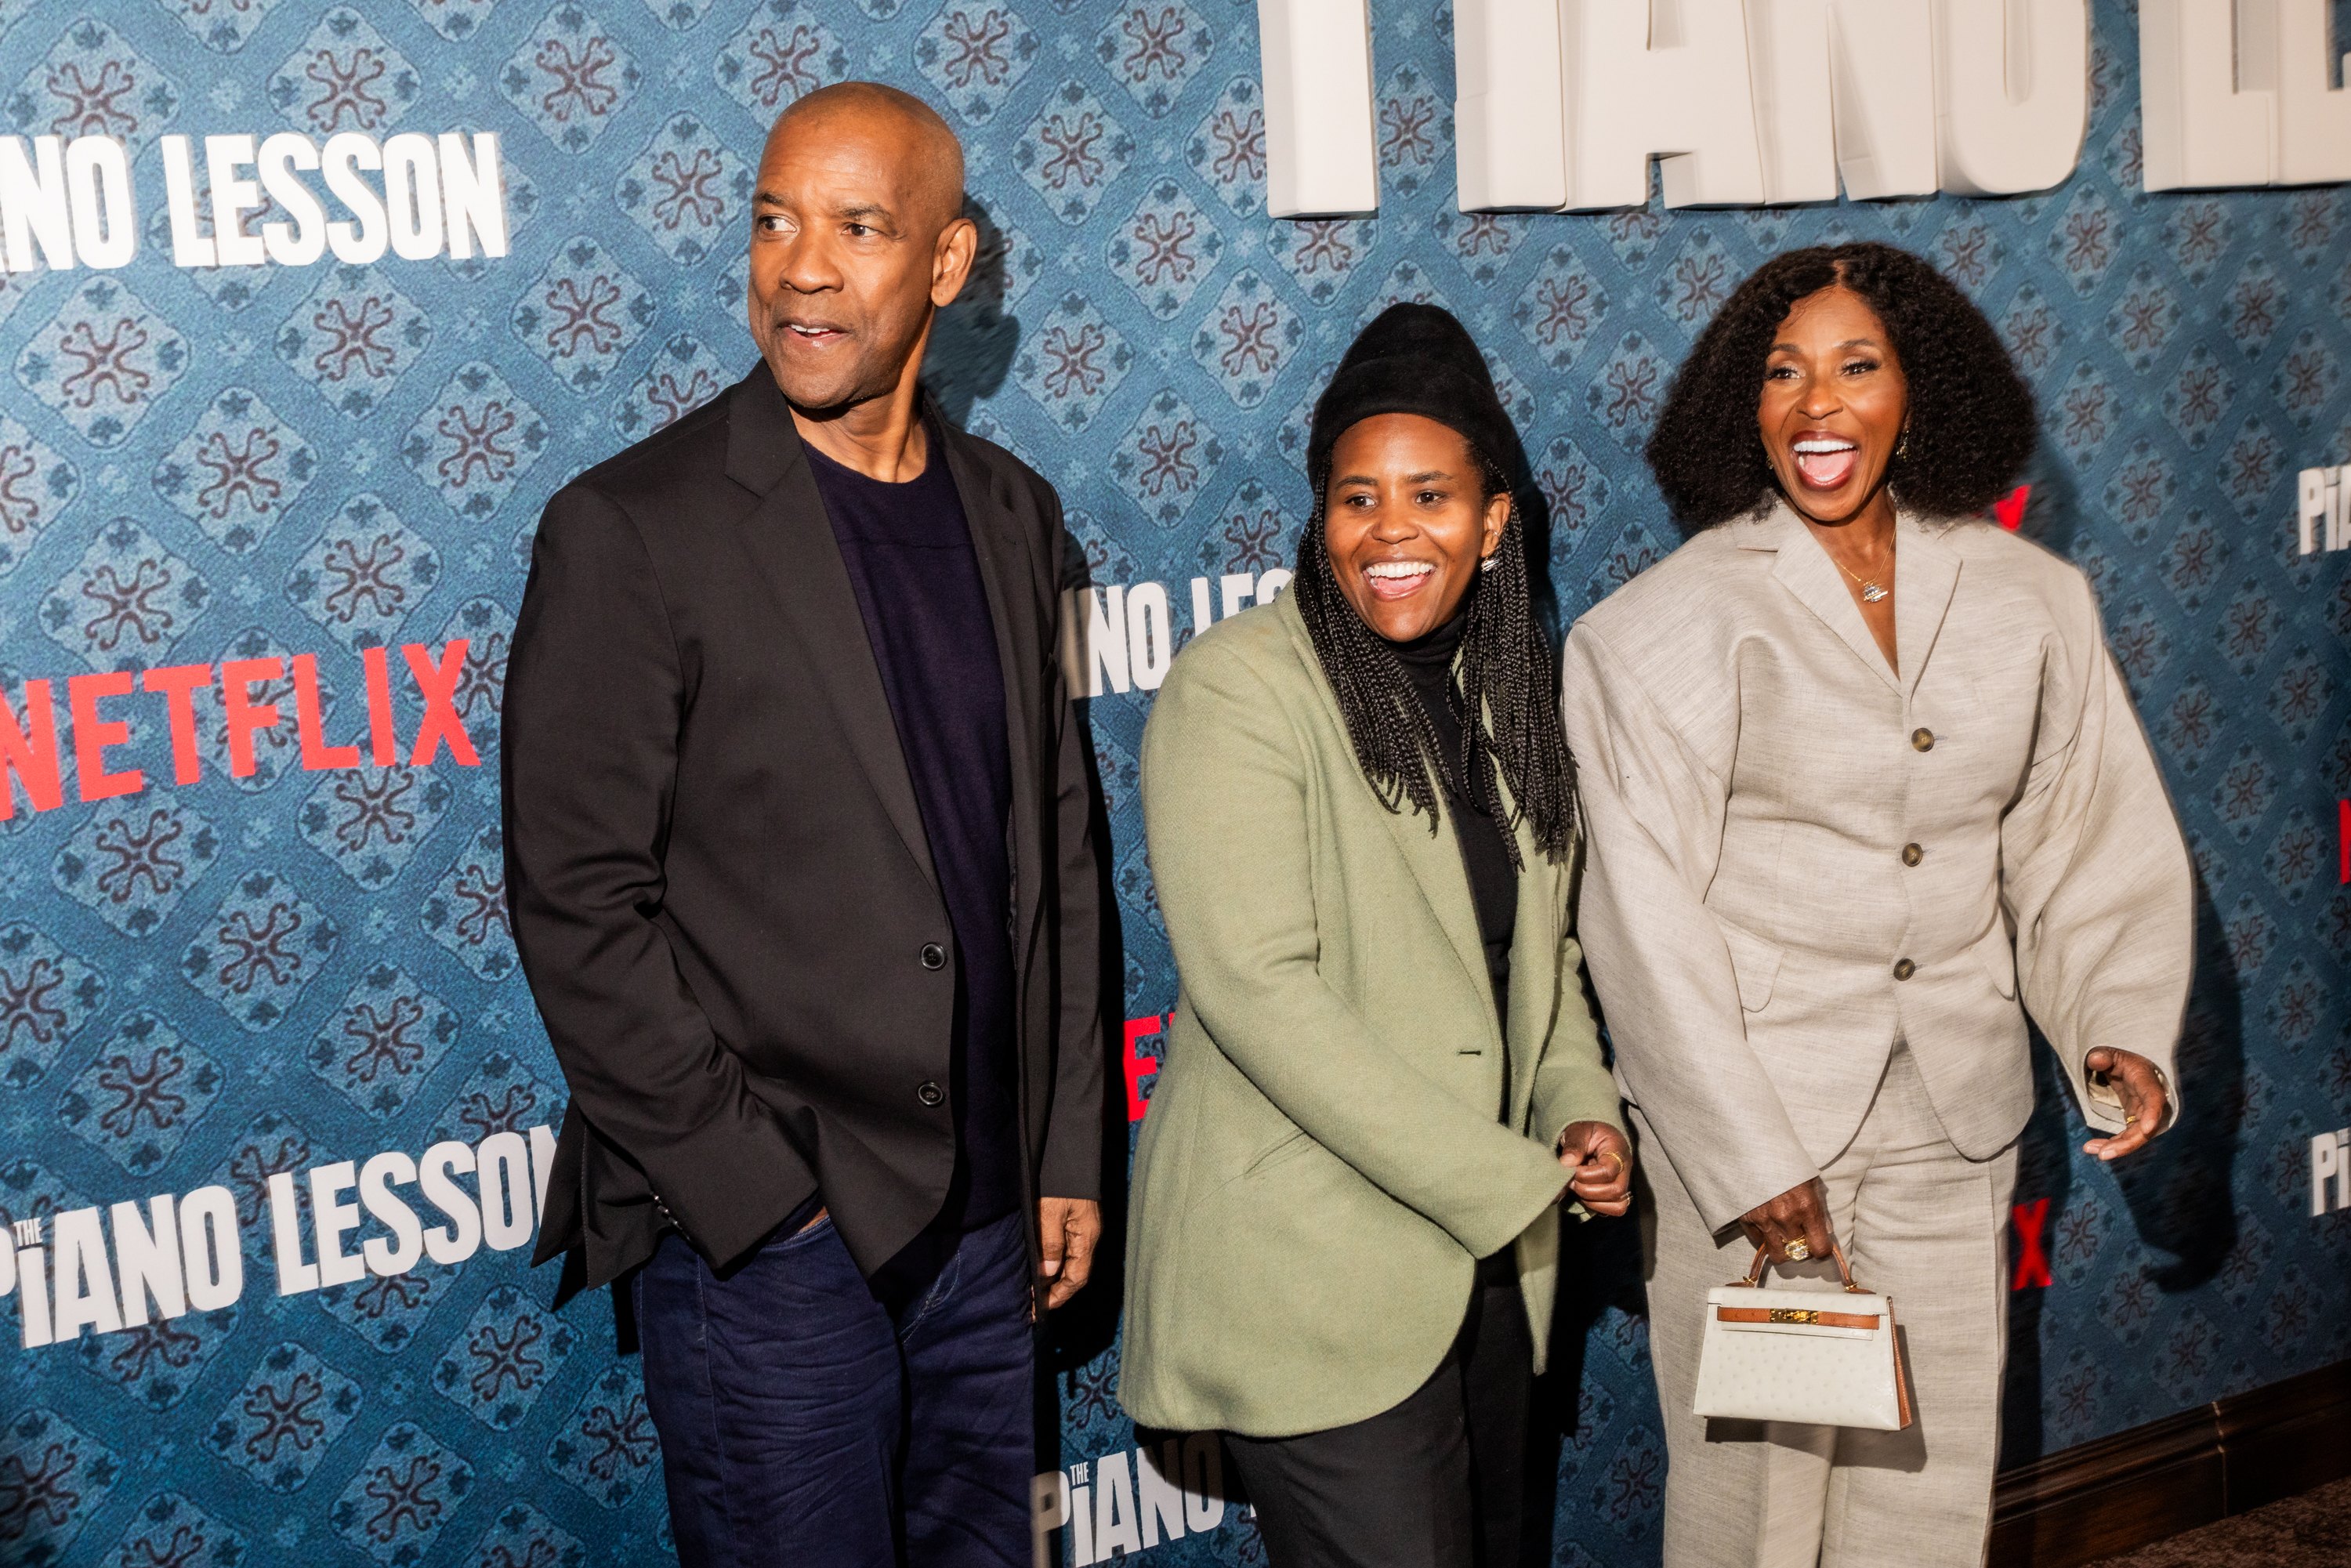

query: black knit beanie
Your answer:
[1306,303,1521,484]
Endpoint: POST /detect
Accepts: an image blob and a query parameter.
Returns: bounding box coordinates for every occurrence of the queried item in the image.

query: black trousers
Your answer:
[1223,1268,1534,1568]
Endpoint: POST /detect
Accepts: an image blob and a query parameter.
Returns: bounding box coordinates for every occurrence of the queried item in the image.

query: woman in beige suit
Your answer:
[1559,244,2191,1568]
[1122,305,1630,1568]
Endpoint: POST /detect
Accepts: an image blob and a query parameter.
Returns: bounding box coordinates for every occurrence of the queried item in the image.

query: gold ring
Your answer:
[1784,1240,1810,1262]
[1604,1151,1626,1173]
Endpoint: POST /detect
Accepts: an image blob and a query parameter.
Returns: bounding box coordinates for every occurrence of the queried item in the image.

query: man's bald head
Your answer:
[746,80,979,418]
[767,81,965,233]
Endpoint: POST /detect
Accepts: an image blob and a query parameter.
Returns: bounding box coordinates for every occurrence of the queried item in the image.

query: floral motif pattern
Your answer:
[206,1343,362,1492]
[0,7,2338,1565]
[56,1012,223,1172]
[52,799,222,937]
[307,965,458,1116]
[152,388,318,556]
[15,281,187,447]
[179,871,341,1031]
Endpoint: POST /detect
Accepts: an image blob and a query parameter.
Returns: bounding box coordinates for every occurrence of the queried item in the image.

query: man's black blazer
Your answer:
[504,364,1103,1291]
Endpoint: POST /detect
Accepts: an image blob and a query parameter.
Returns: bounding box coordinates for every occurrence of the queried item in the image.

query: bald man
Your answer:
[505,83,1104,1566]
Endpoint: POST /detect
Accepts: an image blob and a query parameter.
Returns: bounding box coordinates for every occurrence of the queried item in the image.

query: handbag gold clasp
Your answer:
[1766,1309,1821,1325]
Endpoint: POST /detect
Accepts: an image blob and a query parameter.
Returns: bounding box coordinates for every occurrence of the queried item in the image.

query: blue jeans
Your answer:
[633,1209,1034,1568]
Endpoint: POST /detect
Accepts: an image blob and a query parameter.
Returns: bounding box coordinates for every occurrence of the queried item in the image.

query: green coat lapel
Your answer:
[1503,806,1560,1131]
[1275,595,1516,1060]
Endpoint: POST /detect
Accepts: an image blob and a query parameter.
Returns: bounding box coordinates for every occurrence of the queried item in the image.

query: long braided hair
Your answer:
[1291,444,1576,870]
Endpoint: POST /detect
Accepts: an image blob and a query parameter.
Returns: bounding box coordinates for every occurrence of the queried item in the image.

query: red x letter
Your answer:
[2012,1198,2052,1291]
[403,640,480,768]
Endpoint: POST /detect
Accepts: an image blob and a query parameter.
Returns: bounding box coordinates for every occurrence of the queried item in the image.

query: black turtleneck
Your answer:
[1389,611,1516,1035]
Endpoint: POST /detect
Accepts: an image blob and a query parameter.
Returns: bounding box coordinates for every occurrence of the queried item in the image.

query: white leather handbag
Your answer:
[1690,1243,1913,1431]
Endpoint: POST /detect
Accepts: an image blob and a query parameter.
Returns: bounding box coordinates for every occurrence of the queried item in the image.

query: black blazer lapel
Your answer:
[722,367,937,891]
[933,401,1048,959]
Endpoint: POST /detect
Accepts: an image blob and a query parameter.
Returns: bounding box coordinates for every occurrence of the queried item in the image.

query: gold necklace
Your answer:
[1831,546,1892,604]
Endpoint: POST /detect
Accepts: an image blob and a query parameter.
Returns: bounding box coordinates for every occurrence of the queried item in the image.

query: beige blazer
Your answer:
[1559,503,2192,1233]
[1118,592,1622,1437]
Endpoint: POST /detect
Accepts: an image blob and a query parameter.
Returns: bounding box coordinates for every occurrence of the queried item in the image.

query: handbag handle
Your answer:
[1730,1240,1875,1296]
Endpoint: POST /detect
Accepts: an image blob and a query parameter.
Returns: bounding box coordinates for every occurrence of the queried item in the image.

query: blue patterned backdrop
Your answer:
[0,0,2346,1563]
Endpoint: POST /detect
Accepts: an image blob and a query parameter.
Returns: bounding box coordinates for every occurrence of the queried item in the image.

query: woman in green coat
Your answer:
[1118,304,1632,1568]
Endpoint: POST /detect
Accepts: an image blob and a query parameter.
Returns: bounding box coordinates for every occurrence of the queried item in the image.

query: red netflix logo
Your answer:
[1124,1013,1165,1123]
[2,640,481,818]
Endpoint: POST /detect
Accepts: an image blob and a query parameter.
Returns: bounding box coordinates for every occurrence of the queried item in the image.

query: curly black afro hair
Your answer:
[1645,241,2036,529]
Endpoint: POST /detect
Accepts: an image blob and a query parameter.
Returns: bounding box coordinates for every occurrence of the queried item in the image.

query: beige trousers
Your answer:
[1638,1045,2018,1568]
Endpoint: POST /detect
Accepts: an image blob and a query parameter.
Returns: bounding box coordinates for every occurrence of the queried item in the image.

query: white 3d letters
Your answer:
[1929,0,2089,196]
[1826,0,1940,198]
[2273,0,2351,183]
[2141,0,2272,189]
[2140,0,2351,189]
[1256,0,1377,215]
[1446,0,2093,213]
[1454,0,1568,210]
[1559,0,1766,209]
[1745,0,1838,205]
[1451,0,1782,210]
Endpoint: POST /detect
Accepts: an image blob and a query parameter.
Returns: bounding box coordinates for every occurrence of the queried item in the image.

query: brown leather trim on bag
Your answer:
[1889,1299,1914,1429]
[1729,1240,1881,1295]
[1713,1305,1883,1330]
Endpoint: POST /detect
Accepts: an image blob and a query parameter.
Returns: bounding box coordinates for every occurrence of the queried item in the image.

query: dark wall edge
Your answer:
[1990,1358,2351,1567]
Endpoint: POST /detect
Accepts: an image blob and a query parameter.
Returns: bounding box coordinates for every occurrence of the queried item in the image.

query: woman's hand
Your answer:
[2081,1048,2169,1162]
[1741,1176,1834,1263]
[1557,1121,1633,1216]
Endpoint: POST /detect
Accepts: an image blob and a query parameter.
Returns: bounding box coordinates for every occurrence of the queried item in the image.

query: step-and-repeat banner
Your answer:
[0,0,2345,1563]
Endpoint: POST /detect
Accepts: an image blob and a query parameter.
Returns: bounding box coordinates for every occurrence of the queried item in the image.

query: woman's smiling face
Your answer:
[1758,284,1909,527]
[1323,414,1509,643]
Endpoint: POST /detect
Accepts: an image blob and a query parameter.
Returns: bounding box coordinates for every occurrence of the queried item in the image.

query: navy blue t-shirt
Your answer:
[805,429,1020,1234]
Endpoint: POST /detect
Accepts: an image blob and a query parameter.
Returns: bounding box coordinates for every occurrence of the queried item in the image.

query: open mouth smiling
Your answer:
[1364,559,1436,601]
[1791,435,1858,491]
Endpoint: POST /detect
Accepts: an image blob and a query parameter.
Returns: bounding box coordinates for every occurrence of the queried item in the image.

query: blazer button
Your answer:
[1911,727,1935,751]
[1901,843,1924,867]
[918,943,947,970]
[917,1080,946,1107]
[1893,958,1916,980]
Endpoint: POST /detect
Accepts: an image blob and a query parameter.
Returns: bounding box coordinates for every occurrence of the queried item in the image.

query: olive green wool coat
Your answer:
[1116,590,1623,1439]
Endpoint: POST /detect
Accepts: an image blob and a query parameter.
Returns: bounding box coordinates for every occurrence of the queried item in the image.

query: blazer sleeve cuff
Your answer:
[2065,1048,2180,1137]
[1038,1110,1103,1203]
[1441,1139,1574,1261]
[1538,1092,1628,1154]
[638,1114,815,1272]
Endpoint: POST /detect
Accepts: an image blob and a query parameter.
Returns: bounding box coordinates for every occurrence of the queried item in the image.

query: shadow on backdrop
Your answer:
[1033,586,1136,1478]
[1527,1204,1650,1567]
[1999,1037,2078,1468]
[2011,434,2082,561]
[2114,868,2245,1295]
[926,196,1022,429]
[2019,427,2247,1302]
[2002,867,2245,1462]
[1524,978,1656,1566]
